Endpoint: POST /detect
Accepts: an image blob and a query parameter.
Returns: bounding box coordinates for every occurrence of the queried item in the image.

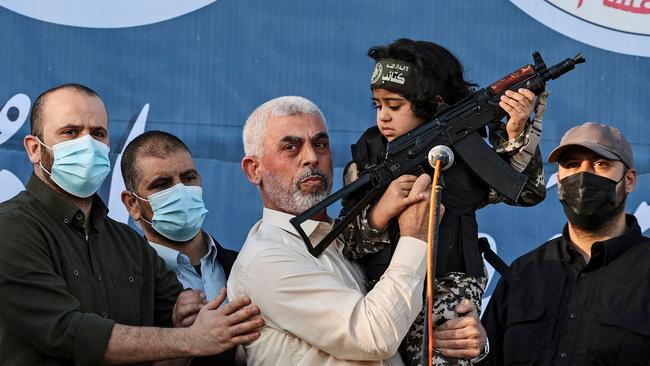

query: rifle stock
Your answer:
[291,51,585,257]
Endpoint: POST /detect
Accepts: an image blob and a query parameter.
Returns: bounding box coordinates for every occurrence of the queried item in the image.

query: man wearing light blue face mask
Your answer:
[0,84,263,366]
[120,130,243,365]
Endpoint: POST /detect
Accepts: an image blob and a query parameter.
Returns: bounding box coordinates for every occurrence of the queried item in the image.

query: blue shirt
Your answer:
[149,232,227,302]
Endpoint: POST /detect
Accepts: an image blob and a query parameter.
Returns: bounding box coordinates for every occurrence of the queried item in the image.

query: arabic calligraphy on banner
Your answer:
[510,0,650,57]
[559,0,650,35]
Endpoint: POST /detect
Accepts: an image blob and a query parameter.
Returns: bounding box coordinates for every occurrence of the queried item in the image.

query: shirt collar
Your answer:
[26,174,107,229]
[148,241,182,271]
[148,230,216,271]
[561,214,643,269]
[262,207,323,238]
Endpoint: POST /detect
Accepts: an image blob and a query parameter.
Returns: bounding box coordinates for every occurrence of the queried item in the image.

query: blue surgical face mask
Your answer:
[38,134,111,198]
[133,183,208,242]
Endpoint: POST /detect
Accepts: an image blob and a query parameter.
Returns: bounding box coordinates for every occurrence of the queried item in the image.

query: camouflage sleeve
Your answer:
[484,121,546,207]
[337,162,391,260]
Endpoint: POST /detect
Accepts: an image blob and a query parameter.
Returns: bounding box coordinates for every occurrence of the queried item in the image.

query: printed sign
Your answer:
[511,0,650,57]
[0,0,217,28]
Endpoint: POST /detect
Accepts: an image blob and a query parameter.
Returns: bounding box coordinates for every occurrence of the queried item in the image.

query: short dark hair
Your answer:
[368,38,477,120]
[121,130,192,192]
[30,83,100,139]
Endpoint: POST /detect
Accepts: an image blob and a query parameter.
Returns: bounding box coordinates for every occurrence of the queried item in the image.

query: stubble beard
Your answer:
[262,167,331,215]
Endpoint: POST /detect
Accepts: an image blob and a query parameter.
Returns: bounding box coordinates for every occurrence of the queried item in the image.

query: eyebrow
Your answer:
[146,175,172,190]
[180,169,199,178]
[312,132,329,140]
[371,97,406,102]
[280,135,304,144]
[56,123,83,132]
[279,132,328,146]
[56,124,108,133]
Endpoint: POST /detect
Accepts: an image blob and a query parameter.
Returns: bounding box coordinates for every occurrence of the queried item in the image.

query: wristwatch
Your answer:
[470,338,489,364]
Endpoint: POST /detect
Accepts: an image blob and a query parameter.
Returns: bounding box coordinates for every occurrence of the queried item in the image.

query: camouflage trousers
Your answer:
[399,272,487,366]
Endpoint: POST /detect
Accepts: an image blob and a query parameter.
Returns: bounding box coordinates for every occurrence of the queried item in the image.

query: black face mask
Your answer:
[558,171,626,231]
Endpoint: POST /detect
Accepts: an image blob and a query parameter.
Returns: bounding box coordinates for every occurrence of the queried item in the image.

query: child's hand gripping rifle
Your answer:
[291,52,585,257]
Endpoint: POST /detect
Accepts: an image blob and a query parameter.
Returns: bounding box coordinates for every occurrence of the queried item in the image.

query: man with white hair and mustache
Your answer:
[228,95,437,365]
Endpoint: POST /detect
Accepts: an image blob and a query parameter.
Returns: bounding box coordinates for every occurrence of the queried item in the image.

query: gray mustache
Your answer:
[295,168,329,185]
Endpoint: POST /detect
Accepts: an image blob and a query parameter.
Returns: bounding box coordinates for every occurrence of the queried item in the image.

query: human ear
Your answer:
[121,190,142,221]
[241,156,261,185]
[624,168,637,194]
[24,135,42,164]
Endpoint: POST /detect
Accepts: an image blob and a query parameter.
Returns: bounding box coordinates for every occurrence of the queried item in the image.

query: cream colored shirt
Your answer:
[227,208,427,365]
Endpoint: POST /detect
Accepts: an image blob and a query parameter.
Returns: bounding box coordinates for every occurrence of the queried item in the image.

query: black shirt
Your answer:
[480,214,650,366]
[0,175,183,366]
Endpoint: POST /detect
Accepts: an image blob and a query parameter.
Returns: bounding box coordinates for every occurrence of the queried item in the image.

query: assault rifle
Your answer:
[291,51,585,257]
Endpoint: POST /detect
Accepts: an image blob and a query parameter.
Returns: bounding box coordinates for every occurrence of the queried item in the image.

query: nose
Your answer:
[301,144,319,167]
[377,106,390,122]
[578,160,595,173]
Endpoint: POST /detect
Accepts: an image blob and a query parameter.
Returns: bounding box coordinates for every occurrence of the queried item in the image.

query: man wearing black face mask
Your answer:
[479,122,649,366]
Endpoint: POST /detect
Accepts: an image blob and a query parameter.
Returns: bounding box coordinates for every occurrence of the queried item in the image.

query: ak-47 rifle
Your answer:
[291,51,585,257]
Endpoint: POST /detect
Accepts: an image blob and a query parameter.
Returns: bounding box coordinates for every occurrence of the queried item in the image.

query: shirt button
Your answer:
[75,214,83,221]
[570,313,577,319]
[101,312,107,318]
[96,276,102,282]
[73,269,79,276]
[128,275,135,283]
[63,218,70,224]
[560,352,567,358]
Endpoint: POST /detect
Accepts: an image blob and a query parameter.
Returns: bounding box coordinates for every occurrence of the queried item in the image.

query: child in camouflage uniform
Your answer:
[339,39,546,365]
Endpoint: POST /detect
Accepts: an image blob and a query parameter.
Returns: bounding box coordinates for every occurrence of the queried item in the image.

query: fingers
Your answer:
[432,301,486,359]
[394,174,419,183]
[518,88,536,102]
[433,312,483,359]
[455,298,476,316]
[205,288,228,311]
[227,303,261,325]
[435,301,478,331]
[179,314,199,327]
[504,89,534,107]
[391,175,418,198]
[500,95,528,114]
[219,294,253,315]
[433,321,479,340]
[434,337,482,359]
[228,315,265,336]
[435,315,470,331]
[223,313,265,347]
[173,290,207,327]
[501,89,534,115]
[409,174,432,198]
[229,331,261,345]
[177,289,207,306]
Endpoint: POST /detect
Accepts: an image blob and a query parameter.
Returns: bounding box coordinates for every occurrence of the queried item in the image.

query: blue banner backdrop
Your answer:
[1,0,648,300]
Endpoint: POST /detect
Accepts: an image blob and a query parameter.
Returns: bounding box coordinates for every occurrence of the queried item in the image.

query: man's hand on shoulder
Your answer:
[187,288,265,356]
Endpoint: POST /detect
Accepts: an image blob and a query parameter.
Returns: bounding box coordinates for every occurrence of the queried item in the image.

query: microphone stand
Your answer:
[421,151,448,366]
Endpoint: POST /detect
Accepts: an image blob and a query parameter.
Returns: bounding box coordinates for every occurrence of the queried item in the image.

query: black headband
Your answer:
[370,58,419,96]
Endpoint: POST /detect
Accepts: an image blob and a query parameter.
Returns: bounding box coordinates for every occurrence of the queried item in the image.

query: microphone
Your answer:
[427,145,454,171]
